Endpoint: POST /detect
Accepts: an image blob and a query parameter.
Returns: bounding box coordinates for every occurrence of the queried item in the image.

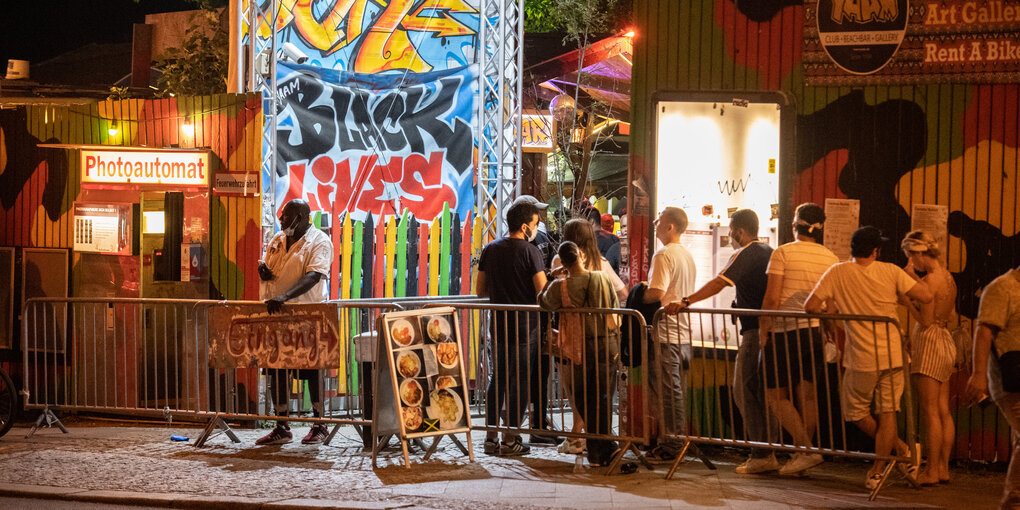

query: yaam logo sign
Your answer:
[817,0,908,74]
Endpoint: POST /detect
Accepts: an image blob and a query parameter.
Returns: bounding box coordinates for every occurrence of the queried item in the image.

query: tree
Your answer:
[536,0,630,220]
[153,7,229,96]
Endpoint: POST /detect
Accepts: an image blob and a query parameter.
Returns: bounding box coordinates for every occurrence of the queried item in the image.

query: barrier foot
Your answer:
[664,441,715,479]
[868,461,896,501]
[26,406,67,438]
[631,443,653,471]
[193,416,240,447]
[691,444,716,470]
[664,441,692,480]
[324,423,342,446]
[422,436,441,461]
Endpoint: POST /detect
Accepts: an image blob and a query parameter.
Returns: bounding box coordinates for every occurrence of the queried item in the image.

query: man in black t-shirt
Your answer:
[477,201,548,456]
[665,209,777,474]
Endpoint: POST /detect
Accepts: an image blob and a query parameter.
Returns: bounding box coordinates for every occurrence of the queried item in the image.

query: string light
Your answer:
[181,115,195,137]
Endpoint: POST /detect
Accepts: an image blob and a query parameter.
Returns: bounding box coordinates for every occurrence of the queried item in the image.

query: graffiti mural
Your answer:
[245,0,479,73]
[274,62,476,222]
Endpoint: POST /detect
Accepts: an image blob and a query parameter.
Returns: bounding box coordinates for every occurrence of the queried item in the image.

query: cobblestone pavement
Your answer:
[0,419,1005,509]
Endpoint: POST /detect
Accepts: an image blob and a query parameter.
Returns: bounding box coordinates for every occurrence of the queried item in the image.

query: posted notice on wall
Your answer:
[911,204,949,265]
[824,198,860,262]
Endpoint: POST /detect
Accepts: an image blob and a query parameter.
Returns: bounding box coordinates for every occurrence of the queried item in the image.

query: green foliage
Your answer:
[524,0,563,32]
[108,86,131,100]
[154,9,228,96]
[554,0,621,45]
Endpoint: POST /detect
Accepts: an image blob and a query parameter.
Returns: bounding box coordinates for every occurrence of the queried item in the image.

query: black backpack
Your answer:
[620,282,660,367]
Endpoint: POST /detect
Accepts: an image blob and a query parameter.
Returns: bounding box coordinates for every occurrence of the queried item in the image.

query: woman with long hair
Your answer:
[554,219,627,302]
[540,241,621,464]
[759,203,839,474]
[901,230,958,484]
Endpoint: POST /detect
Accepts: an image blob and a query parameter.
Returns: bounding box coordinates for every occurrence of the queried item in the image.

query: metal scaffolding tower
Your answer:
[478,0,524,240]
[245,0,279,243]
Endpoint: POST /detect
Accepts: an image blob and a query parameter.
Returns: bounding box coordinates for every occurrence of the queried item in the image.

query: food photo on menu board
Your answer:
[387,312,468,434]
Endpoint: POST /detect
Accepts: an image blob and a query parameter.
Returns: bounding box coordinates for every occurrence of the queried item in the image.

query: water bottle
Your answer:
[573,454,585,473]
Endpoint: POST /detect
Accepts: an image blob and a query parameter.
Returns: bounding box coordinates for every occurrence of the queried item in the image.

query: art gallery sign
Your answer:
[806,0,1020,84]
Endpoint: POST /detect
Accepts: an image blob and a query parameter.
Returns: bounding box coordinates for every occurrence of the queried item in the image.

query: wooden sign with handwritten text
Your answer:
[208,304,341,369]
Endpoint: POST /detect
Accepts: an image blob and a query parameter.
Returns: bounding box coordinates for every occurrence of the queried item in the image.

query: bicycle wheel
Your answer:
[0,368,16,438]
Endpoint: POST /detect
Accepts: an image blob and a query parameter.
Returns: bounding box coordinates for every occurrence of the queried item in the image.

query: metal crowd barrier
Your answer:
[21,297,398,445]
[651,307,919,498]
[420,302,652,473]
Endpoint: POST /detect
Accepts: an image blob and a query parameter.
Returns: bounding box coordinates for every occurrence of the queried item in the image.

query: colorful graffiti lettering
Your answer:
[246,0,479,73]
[274,62,476,222]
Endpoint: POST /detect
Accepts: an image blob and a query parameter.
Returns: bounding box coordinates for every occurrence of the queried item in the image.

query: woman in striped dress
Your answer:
[901,230,957,485]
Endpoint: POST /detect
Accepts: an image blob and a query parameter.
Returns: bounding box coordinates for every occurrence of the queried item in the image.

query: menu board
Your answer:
[376,308,472,462]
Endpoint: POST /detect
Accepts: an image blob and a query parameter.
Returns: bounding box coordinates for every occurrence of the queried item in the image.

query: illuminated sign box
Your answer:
[522,113,553,152]
[81,149,209,186]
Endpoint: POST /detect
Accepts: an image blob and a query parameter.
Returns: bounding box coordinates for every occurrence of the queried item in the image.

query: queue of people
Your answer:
[257,196,1015,503]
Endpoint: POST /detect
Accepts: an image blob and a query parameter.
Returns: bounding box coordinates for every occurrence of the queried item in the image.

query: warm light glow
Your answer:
[624,30,635,38]
[656,101,781,222]
[143,211,165,234]
[181,123,195,136]
[107,122,119,137]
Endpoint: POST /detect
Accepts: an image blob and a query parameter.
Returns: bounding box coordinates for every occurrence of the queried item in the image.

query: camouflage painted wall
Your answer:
[630,0,1016,462]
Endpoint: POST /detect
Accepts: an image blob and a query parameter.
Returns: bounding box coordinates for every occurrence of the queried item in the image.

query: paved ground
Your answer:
[0,418,1006,509]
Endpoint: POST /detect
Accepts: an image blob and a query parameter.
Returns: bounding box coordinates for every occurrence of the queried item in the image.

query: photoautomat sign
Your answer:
[81,149,209,186]
[816,0,909,75]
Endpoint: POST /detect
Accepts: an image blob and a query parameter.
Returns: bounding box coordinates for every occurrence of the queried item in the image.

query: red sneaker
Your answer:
[255,425,292,445]
[301,424,329,445]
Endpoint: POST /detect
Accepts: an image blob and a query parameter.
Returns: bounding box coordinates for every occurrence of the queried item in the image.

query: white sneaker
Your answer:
[557,438,586,454]
[779,453,823,475]
[735,453,780,474]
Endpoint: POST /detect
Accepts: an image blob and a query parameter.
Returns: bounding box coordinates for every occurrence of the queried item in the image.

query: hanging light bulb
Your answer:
[107,120,119,137]
[181,115,195,137]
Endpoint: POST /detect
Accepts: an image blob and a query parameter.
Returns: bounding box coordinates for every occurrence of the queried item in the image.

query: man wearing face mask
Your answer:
[255,199,334,446]
[476,200,548,456]
[665,209,779,473]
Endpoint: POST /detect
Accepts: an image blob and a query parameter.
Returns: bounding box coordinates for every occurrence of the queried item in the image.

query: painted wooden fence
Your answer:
[317,203,486,396]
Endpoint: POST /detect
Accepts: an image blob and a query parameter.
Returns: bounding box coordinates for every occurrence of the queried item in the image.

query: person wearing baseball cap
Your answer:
[512,195,549,210]
[806,225,932,489]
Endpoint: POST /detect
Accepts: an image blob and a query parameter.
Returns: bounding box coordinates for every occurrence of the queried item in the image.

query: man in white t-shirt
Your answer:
[256,199,334,446]
[643,207,695,459]
[806,226,931,489]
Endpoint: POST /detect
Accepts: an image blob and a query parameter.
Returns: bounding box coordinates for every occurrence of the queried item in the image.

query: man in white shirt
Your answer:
[255,199,334,446]
[643,206,695,459]
[806,226,931,489]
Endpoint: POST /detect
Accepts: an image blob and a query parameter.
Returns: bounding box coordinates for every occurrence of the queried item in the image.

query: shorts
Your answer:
[762,327,824,389]
[840,367,905,422]
[909,324,956,383]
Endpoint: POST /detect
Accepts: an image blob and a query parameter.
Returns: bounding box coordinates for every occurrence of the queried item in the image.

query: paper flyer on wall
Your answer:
[824,198,860,261]
[910,204,948,265]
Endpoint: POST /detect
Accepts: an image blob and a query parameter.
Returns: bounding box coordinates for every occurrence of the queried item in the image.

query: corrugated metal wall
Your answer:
[630,0,1018,462]
[0,93,263,300]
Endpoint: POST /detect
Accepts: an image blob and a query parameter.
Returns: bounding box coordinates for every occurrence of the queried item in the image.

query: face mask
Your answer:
[528,225,539,242]
[281,216,299,237]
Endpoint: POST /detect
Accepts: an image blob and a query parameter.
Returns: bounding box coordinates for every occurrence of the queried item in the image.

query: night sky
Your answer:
[2,0,194,67]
